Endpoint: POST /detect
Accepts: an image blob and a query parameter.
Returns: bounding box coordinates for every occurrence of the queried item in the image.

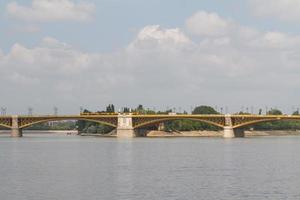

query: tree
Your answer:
[259,108,262,115]
[267,109,282,115]
[192,106,219,114]
[106,104,115,113]
[292,110,299,115]
[123,107,130,113]
[136,105,144,114]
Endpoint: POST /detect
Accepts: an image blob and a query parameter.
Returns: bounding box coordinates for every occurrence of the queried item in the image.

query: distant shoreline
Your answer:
[0,130,78,135]
[1,130,300,137]
[81,130,300,137]
[148,130,300,137]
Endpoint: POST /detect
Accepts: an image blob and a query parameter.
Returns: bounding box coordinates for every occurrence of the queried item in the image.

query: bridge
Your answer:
[1,114,300,138]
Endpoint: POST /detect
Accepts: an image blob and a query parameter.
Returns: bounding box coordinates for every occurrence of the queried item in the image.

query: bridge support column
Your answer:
[223,127,245,138]
[117,114,135,138]
[158,122,165,131]
[223,114,244,138]
[223,126,235,138]
[224,115,234,138]
[11,115,22,137]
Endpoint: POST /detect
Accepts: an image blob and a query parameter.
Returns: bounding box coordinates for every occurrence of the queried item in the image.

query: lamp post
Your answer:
[54,107,58,116]
[28,107,33,116]
[1,107,7,115]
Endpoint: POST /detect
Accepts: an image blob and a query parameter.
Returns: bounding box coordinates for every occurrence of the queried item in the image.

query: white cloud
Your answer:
[128,25,193,52]
[250,0,300,21]
[6,0,95,22]
[185,11,232,36]
[1,11,300,113]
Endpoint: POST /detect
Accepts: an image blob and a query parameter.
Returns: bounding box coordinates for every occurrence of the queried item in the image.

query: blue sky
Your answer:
[1,0,294,52]
[1,0,300,114]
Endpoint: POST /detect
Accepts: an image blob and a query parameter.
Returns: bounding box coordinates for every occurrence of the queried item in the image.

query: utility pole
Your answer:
[54,107,58,116]
[28,107,33,116]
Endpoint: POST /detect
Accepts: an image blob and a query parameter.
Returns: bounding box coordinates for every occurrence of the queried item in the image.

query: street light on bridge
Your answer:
[28,107,33,116]
[54,107,58,116]
[1,107,7,115]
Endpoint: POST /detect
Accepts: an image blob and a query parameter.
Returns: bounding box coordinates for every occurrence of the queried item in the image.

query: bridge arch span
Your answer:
[19,117,117,129]
[233,118,300,129]
[133,117,224,129]
[0,124,11,129]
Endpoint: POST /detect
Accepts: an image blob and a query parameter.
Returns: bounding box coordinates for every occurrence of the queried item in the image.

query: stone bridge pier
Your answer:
[223,115,244,138]
[11,115,22,137]
[116,114,135,137]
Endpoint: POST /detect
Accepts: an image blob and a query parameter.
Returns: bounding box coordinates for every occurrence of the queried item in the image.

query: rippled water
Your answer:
[1,134,300,200]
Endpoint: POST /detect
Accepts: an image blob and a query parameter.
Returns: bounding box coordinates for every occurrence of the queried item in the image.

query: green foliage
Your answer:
[164,119,221,131]
[106,104,115,113]
[163,106,221,131]
[237,112,251,115]
[192,105,219,114]
[267,109,282,115]
[123,107,130,113]
[76,120,114,134]
[253,120,300,130]
[133,105,156,114]
[25,121,76,130]
[293,110,300,115]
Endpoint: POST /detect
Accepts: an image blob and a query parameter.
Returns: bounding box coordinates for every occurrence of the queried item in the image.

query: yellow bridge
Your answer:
[1,114,300,138]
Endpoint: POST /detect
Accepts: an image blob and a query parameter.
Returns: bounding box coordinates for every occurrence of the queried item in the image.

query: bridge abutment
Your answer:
[117,114,135,138]
[223,126,235,138]
[223,127,245,138]
[11,115,22,137]
[223,114,244,138]
[158,122,165,131]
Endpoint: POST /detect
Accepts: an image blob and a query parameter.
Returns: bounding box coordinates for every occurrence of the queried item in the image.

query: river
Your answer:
[1,134,300,200]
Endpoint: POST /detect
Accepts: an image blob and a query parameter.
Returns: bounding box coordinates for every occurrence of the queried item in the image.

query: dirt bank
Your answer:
[147,130,300,137]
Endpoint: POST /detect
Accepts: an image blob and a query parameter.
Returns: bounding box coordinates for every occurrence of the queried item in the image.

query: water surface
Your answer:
[1,134,300,200]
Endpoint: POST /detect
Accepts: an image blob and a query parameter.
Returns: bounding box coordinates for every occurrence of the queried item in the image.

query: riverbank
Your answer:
[1,130,300,137]
[147,130,300,137]
[80,130,300,137]
[0,130,78,135]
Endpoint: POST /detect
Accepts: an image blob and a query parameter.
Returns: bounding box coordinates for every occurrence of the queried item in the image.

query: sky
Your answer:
[1,0,300,115]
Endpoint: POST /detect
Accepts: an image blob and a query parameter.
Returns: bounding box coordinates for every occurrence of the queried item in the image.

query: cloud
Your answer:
[185,11,233,36]
[250,0,300,21]
[6,0,95,22]
[1,11,300,113]
[128,25,193,52]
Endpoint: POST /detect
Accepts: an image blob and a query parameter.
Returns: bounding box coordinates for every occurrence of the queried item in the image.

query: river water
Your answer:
[1,134,300,200]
